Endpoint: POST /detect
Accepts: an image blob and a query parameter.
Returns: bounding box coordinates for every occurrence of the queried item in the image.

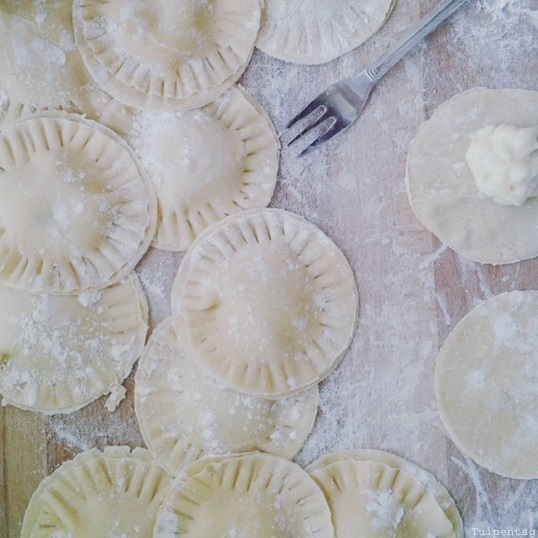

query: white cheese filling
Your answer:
[466,124,538,206]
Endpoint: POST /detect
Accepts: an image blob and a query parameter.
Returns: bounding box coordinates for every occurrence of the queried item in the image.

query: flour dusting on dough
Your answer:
[365,489,404,529]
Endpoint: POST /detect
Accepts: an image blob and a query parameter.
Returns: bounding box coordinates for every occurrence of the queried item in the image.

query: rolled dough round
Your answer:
[135,317,319,475]
[0,0,132,135]
[172,208,359,398]
[309,459,456,537]
[256,0,395,64]
[154,453,335,537]
[21,446,171,538]
[0,113,156,294]
[128,86,279,251]
[406,88,538,265]
[73,0,262,111]
[435,291,538,479]
[306,449,463,537]
[0,273,148,414]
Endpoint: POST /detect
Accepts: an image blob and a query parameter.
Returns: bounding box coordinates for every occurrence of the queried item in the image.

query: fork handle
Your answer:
[366,0,470,82]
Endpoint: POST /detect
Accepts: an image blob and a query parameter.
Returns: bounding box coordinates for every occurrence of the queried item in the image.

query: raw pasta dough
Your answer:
[128,86,279,251]
[21,446,171,538]
[436,291,538,479]
[172,208,359,398]
[0,273,148,414]
[309,459,456,537]
[154,453,335,537]
[0,0,132,135]
[306,449,463,537]
[135,317,319,475]
[73,0,262,111]
[256,0,395,64]
[406,88,538,265]
[0,113,156,294]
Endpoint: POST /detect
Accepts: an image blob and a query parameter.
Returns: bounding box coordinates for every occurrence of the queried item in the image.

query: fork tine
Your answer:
[287,113,333,148]
[284,98,325,132]
[299,121,340,157]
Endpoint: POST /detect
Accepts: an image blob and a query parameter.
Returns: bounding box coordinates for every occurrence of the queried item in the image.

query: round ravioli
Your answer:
[406,88,538,265]
[73,0,262,111]
[0,273,148,414]
[306,449,463,537]
[21,446,172,538]
[256,0,395,64]
[0,0,132,135]
[0,113,156,294]
[308,458,456,537]
[435,291,538,479]
[128,86,279,251]
[172,208,359,398]
[135,317,319,475]
[154,453,335,537]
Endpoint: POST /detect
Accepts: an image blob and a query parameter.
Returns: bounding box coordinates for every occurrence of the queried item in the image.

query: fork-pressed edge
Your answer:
[285,0,470,157]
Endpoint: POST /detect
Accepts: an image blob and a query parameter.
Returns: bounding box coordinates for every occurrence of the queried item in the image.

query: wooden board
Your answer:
[2,0,538,536]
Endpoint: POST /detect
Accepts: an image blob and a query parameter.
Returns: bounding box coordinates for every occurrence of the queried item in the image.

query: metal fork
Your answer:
[285,0,470,156]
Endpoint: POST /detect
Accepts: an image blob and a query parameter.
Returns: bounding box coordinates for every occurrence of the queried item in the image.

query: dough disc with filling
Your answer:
[21,446,172,538]
[436,291,538,479]
[306,449,463,537]
[308,458,456,537]
[0,1,132,135]
[128,86,279,251]
[172,208,359,398]
[0,113,156,294]
[135,317,319,475]
[73,0,262,111]
[154,453,335,537]
[406,88,538,265]
[0,273,148,414]
[256,0,395,64]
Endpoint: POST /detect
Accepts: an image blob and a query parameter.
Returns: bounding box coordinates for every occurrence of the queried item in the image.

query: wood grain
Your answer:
[2,0,538,536]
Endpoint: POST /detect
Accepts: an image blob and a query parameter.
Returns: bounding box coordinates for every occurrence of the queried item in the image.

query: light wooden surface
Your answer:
[2,1,538,536]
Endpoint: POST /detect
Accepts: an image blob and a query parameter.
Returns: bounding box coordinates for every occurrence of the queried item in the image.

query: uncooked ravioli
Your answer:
[435,291,538,479]
[306,449,463,537]
[0,113,156,294]
[0,0,132,134]
[135,317,319,476]
[128,86,279,251]
[154,453,335,537]
[309,459,456,537]
[0,273,148,414]
[256,0,395,64]
[406,88,538,265]
[172,208,359,398]
[73,0,262,111]
[21,447,171,538]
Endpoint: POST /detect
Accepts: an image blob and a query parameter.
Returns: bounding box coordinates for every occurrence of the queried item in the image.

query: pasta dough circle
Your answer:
[0,0,132,134]
[73,0,262,111]
[406,88,538,265]
[306,449,463,537]
[154,453,335,537]
[436,291,538,479]
[256,0,395,65]
[21,446,172,538]
[128,86,279,251]
[135,317,319,475]
[308,458,456,537]
[172,208,359,398]
[0,273,148,414]
[0,113,156,294]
